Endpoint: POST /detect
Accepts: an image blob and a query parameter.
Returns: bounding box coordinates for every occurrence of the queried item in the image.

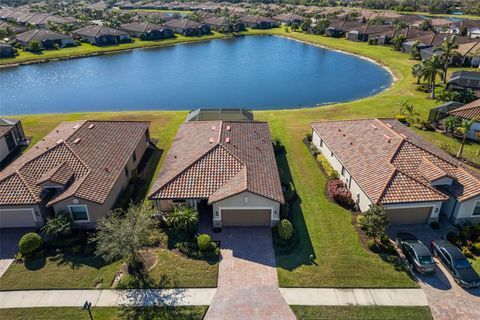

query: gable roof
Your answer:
[149,121,284,204]
[448,99,480,120]
[311,118,480,205]
[16,29,71,43]
[164,19,204,29]
[0,121,149,206]
[239,15,275,24]
[74,25,127,38]
[121,22,170,33]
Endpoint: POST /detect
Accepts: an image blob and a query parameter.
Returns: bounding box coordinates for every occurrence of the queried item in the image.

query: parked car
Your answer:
[396,232,436,274]
[431,240,480,288]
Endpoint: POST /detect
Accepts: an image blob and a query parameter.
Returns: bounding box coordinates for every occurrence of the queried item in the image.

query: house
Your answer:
[311,119,480,225]
[148,121,284,228]
[121,22,174,40]
[448,99,480,141]
[239,15,277,29]
[164,19,210,36]
[455,41,480,67]
[204,16,245,33]
[0,118,26,164]
[428,101,465,124]
[0,21,25,35]
[446,71,480,94]
[272,13,304,26]
[346,29,368,42]
[0,43,15,58]
[16,29,74,49]
[74,25,129,46]
[0,121,150,229]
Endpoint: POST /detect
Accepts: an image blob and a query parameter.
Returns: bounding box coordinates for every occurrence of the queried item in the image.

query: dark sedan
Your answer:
[396,232,436,274]
[432,240,480,288]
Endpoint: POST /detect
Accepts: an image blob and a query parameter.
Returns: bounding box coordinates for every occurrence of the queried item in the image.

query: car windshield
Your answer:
[418,255,434,265]
[454,258,471,269]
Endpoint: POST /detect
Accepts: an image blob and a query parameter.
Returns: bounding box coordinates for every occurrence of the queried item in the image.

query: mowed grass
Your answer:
[0,254,122,290]
[291,306,433,320]
[5,29,478,288]
[0,306,208,320]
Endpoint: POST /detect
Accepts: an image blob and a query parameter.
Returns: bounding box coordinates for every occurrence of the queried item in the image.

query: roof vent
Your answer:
[370,124,377,130]
[226,125,231,131]
[383,134,391,143]
[225,137,230,143]
[56,139,64,144]
[385,123,393,128]
[211,125,216,131]
[73,138,81,144]
[73,124,80,130]
[209,137,214,144]
[399,133,408,140]
[88,124,95,129]
[338,128,341,132]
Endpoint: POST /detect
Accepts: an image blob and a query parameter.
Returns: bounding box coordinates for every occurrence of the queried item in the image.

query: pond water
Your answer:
[0,36,392,115]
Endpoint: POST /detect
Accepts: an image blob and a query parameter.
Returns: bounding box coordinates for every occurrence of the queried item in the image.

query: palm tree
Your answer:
[434,36,459,83]
[456,118,477,158]
[419,55,444,99]
[411,63,424,84]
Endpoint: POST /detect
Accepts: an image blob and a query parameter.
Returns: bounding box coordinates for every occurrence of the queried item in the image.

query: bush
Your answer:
[327,180,354,208]
[306,133,312,142]
[309,144,320,156]
[277,219,294,240]
[368,38,377,45]
[166,205,199,234]
[317,154,339,179]
[395,114,407,123]
[356,214,366,229]
[27,40,42,52]
[197,234,212,251]
[19,232,43,256]
[472,242,480,254]
[461,246,473,258]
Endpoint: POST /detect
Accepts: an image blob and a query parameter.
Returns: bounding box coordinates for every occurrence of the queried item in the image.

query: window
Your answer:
[69,205,89,222]
[132,151,136,162]
[330,151,334,157]
[473,202,480,216]
[125,166,129,177]
[341,166,345,177]
[173,199,186,204]
[320,139,323,147]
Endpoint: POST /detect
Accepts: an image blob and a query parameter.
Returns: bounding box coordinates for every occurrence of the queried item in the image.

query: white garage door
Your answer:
[0,208,36,228]
[386,207,433,225]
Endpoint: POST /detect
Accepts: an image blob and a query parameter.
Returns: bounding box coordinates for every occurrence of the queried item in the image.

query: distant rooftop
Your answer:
[186,108,254,122]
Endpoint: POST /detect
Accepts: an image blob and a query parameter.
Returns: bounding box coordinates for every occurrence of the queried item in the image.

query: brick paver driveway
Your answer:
[204,227,296,320]
[0,228,33,277]
[389,224,480,320]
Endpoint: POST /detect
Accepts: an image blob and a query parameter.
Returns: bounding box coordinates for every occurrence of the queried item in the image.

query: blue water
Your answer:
[0,36,392,115]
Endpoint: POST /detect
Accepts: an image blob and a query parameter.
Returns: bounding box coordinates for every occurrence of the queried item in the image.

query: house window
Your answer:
[320,139,323,147]
[473,202,480,216]
[173,199,186,204]
[125,166,129,177]
[341,166,345,177]
[69,205,89,222]
[330,151,334,158]
[132,151,136,162]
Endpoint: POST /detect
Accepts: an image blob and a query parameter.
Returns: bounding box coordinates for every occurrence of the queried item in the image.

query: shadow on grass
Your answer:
[46,253,111,270]
[380,254,417,283]
[118,306,206,320]
[24,256,46,270]
[274,144,316,271]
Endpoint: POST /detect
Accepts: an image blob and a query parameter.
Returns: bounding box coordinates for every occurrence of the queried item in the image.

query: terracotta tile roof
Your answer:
[149,121,284,204]
[448,99,480,120]
[311,119,480,205]
[0,121,149,206]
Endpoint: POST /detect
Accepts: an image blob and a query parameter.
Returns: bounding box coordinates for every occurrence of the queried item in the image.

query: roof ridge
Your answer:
[16,170,38,203]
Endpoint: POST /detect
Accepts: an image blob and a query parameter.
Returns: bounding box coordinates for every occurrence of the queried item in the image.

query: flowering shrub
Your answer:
[317,155,339,180]
[327,180,354,207]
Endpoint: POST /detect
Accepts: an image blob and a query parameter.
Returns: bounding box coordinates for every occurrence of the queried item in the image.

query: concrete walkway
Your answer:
[0,289,217,308]
[281,288,429,306]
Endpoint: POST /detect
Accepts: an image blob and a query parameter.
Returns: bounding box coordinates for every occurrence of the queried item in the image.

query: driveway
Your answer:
[389,223,480,320]
[0,228,33,277]
[204,227,295,320]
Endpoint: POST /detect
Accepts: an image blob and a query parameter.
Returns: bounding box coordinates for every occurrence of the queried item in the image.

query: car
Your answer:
[395,232,436,274]
[431,240,480,288]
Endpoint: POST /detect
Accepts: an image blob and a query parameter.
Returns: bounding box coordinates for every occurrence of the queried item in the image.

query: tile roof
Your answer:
[311,118,480,205]
[121,22,170,33]
[16,29,72,43]
[0,121,149,206]
[448,99,480,120]
[164,19,204,29]
[74,25,127,38]
[149,121,284,204]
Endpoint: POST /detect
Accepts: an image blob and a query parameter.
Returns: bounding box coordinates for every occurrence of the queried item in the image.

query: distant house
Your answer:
[448,99,480,141]
[419,46,443,61]
[164,19,210,36]
[0,21,25,35]
[428,101,464,124]
[455,41,480,67]
[121,22,174,40]
[0,43,15,58]
[311,118,480,225]
[148,121,284,228]
[0,121,150,229]
[239,15,277,29]
[74,25,129,46]
[0,118,26,164]
[346,29,369,42]
[204,16,245,33]
[15,29,74,49]
[272,13,304,26]
[446,71,480,94]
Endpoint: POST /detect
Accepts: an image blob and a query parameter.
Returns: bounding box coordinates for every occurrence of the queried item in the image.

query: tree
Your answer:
[91,202,157,271]
[434,36,459,83]
[443,115,461,134]
[41,213,72,238]
[419,19,433,31]
[277,219,294,240]
[166,205,199,233]
[27,40,42,52]
[456,118,477,158]
[419,55,444,99]
[391,35,405,51]
[398,99,419,123]
[411,63,424,84]
[410,40,422,60]
[291,22,299,32]
[299,18,311,32]
[362,205,389,243]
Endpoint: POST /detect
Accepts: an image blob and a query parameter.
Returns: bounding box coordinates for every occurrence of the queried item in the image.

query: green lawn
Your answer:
[291,306,433,320]
[0,307,207,320]
[4,29,478,288]
[118,249,218,288]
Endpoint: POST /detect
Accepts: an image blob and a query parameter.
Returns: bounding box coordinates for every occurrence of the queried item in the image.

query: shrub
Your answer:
[368,38,377,45]
[356,214,366,229]
[461,246,473,258]
[41,213,72,238]
[309,144,320,156]
[306,133,312,142]
[19,232,43,256]
[317,154,339,179]
[327,180,354,207]
[27,40,42,52]
[166,205,199,234]
[367,238,376,250]
[472,242,480,254]
[277,219,294,240]
[395,114,407,123]
[197,234,212,251]
[362,205,389,243]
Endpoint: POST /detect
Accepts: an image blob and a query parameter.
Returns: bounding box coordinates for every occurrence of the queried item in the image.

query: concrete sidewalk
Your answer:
[280,288,429,306]
[0,289,217,308]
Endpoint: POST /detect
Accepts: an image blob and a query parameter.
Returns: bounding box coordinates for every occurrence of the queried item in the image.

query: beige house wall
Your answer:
[452,195,480,225]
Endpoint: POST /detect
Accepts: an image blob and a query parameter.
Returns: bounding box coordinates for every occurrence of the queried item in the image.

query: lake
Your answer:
[0,36,392,115]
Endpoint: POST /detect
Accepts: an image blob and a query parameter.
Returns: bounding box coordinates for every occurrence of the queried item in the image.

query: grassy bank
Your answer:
[291,306,433,320]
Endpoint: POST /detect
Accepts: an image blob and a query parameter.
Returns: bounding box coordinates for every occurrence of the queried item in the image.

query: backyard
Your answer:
[2,28,479,289]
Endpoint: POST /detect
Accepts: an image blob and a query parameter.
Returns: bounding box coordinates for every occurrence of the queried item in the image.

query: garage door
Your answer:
[386,207,432,225]
[221,209,271,226]
[0,209,36,228]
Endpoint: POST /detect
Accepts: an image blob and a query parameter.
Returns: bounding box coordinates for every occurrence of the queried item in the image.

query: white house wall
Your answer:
[452,195,480,225]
